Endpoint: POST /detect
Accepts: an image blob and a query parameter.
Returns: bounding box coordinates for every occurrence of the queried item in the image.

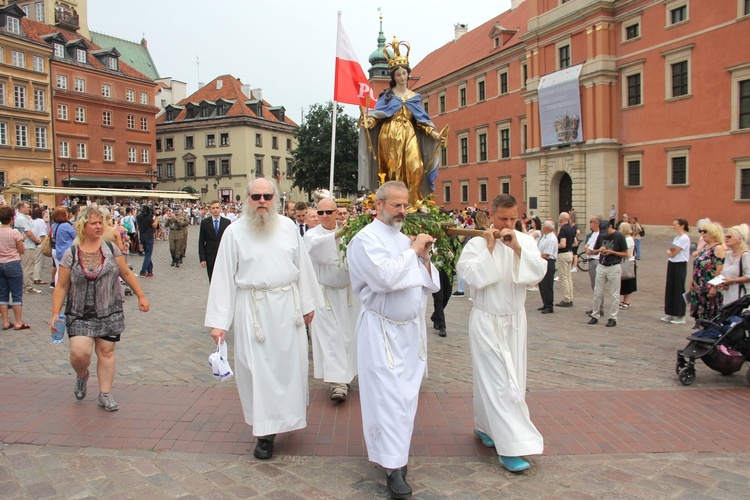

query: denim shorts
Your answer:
[0,260,23,306]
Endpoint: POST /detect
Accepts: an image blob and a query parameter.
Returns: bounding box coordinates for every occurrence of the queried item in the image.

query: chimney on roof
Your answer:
[252,88,262,101]
[454,23,468,41]
[241,84,252,99]
[198,82,204,89]
[141,38,148,47]
[216,79,223,90]
[511,0,523,9]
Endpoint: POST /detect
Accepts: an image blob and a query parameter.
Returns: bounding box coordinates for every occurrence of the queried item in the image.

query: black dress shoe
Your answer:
[541,308,554,314]
[588,317,598,325]
[433,322,439,330]
[585,309,593,315]
[253,435,275,460]
[439,328,447,337]
[537,306,546,311]
[387,468,412,498]
[606,319,617,327]
[170,260,175,267]
[175,262,180,267]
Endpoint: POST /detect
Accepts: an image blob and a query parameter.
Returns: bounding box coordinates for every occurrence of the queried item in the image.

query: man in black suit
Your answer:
[198,200,230,282]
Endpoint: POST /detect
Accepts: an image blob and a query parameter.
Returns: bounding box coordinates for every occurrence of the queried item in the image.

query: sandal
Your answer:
[14,323,31,330]
[619,303,631,309]
[2,323,12,330]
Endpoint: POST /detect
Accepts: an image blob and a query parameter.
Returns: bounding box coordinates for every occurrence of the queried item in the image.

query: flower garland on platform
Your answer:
[338,195,464,282]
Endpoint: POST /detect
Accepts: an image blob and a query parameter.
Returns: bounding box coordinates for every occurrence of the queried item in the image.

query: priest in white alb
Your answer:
[456,193,547,473]
[347,181,440,498]
[304,197,360,402]
[205,178,323,461]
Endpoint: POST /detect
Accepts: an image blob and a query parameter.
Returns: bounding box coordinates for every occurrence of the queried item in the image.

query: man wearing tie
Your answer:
[294,201,308,236]
[198,201,230,282]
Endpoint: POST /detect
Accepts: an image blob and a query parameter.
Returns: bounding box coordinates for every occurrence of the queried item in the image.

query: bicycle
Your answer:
[577,250,590,272]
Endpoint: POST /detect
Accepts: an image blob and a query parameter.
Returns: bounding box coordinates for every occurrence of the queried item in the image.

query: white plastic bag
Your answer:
[208,339,234,381]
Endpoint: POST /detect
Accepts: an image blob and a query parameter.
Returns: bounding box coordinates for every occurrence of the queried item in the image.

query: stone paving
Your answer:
[1,227,749,498]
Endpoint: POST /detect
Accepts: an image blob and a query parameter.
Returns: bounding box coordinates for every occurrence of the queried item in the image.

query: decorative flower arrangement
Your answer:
[338,196,464,282]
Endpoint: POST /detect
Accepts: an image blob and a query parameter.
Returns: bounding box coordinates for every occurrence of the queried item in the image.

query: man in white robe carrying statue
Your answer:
[304,197,360,402]
[456,193,547,473]
[205,178,323,460]
[348,181,440,498]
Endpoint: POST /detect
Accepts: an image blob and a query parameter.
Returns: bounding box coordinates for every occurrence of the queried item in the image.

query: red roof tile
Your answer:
[411,3,529,89]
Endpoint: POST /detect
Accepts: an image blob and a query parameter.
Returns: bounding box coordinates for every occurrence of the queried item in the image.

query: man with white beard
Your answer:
[347,181,440,498]
[304,197,360,402]
[205,178,323,460]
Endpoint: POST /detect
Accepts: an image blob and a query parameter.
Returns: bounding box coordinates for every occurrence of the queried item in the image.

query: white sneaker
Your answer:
[26,288,42,294]
[670,317,687,324]
[571,267,578,273]
[660,315,674,323]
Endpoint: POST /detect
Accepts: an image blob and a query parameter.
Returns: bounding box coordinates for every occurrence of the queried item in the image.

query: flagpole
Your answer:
[329,100,337,195]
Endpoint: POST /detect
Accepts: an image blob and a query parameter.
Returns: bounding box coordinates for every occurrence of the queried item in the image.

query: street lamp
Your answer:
[59,162,77,185]
[145,169,158,190]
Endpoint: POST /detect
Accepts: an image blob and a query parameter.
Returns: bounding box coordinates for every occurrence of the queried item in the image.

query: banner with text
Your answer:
[538,64,583,147]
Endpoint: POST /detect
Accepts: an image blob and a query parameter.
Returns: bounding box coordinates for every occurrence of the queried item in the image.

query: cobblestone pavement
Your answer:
[1,227,749,499]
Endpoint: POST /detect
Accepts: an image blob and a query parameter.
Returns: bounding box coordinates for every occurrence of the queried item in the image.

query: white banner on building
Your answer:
[538,64,583,147]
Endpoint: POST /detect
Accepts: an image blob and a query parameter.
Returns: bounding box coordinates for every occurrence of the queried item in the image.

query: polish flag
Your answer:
[334,15,375,108]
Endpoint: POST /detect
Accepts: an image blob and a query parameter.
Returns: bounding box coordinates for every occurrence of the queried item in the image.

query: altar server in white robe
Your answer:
[456,193,547,473]
[348,181,440,498]
[206,178,323,461]
[304,197,360,402]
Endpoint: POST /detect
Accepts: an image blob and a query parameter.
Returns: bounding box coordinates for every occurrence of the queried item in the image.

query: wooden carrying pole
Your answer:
[441,223,512,241]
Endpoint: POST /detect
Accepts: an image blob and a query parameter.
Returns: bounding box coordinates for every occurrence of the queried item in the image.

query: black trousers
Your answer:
[539,258,556,309]
[431,268,452,329]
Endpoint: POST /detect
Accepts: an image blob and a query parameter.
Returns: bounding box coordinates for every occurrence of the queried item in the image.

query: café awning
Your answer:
[7,185,199,200]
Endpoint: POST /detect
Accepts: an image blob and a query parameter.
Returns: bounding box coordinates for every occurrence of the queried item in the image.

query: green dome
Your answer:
[368,18,390,69]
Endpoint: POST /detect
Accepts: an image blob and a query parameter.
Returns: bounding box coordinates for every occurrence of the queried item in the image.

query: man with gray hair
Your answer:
[205,178,323,461]
[348,180,439,497]
[537,220,558,313]
[584,215,603,316]
[556,212,575,307]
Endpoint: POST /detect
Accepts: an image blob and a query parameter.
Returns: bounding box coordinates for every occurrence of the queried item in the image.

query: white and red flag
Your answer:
[334,15,375,108]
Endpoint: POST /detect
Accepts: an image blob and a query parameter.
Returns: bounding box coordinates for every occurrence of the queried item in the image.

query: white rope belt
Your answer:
[247,282,303,342]
[366,309,424,370]
[473,306,524,404]
[321,283,353,310]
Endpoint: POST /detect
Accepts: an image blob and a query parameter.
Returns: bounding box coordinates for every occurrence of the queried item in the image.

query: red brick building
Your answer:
[403,0,750,226]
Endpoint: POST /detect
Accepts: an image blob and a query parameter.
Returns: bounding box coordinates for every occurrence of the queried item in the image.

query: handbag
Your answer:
[208,339,234,381]
[620,259,636,280]
[40,235,53,257]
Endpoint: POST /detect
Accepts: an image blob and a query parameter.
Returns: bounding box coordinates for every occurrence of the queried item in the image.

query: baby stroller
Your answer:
[676,294,750,386]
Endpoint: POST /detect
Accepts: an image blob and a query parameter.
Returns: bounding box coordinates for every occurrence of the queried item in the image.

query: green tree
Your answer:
[291,101,359,197]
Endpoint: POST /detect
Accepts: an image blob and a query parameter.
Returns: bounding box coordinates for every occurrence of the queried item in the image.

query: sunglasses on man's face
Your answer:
[317,210,335,215]
[249,194,274,201]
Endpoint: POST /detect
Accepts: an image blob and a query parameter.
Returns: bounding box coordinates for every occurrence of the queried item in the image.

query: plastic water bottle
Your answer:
[52,313,65,343]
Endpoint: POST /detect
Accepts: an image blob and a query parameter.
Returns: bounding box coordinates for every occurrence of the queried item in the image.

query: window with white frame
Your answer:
[35,127,47,149]
[0,83,4,106]
[11,50,24,68]
[222,158,231,175]
[102,110,111,126]
[0,122,6,146]
[477,77,486,102]
[126,115,135,129]
[108,57,118,71]
[103,145,113,162]
[101,84,111,97]
[14,85,26,109]
[498,123,511,159]
[663,45,692,100]
[557,42,571,70]
[520,117,528,153]
[141,149,149,163]
[15,124,28,147]
[57,75,67,89]
[128,147,136,163]
[76,49,86,63]
[621,60,645,107]
[59,140,69,158]
[458,85,467,107]
[207,134,216,147]
[35,2,44,21]
[500,177,511,195]
[221,132,230,146]
[21,5,30,17]
[126,89,135,102]
[521,61,528,88]
[729,63,750,131]
[498,69,509,95]
[477,130,488,162]
[75,106,85,123]
[140,92,148,105]
[443,183,451,203]
[57,104,68,120]
[33,55,44,72]
[459,134,469,164]
[666,0,689,26]
[667,148,689,185]
[623,15,641,41]
[6,16,20,35]
[140,116,148,131]
[736,157,750,200]
[460,181,469,204]
[623,153,643,187]
[165,138,173,150]
[74,78,84,92]
[53,43,64,58]
[34,89,44,112]
[76,142,86,159]
[166,162,175,178]
[478,179,488,203]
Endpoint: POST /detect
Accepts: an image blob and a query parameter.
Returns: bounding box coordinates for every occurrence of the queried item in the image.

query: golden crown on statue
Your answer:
[384,36,410,69]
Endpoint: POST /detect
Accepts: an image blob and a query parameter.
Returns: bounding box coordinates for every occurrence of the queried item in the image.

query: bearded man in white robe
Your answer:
[304,197,360,402]
[456,193,547,473]
[206,178,323,461]
[348,181,440,498]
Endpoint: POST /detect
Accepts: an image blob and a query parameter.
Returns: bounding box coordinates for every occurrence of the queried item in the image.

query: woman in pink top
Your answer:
[0,206,28,330]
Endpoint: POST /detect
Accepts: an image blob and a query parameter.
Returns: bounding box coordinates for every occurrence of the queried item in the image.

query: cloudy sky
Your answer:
[88,0,512,122]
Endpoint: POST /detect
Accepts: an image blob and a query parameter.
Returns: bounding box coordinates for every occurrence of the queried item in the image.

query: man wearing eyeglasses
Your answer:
[347,181,439,497]
[303,198,360,402]
[205,178,323,461]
